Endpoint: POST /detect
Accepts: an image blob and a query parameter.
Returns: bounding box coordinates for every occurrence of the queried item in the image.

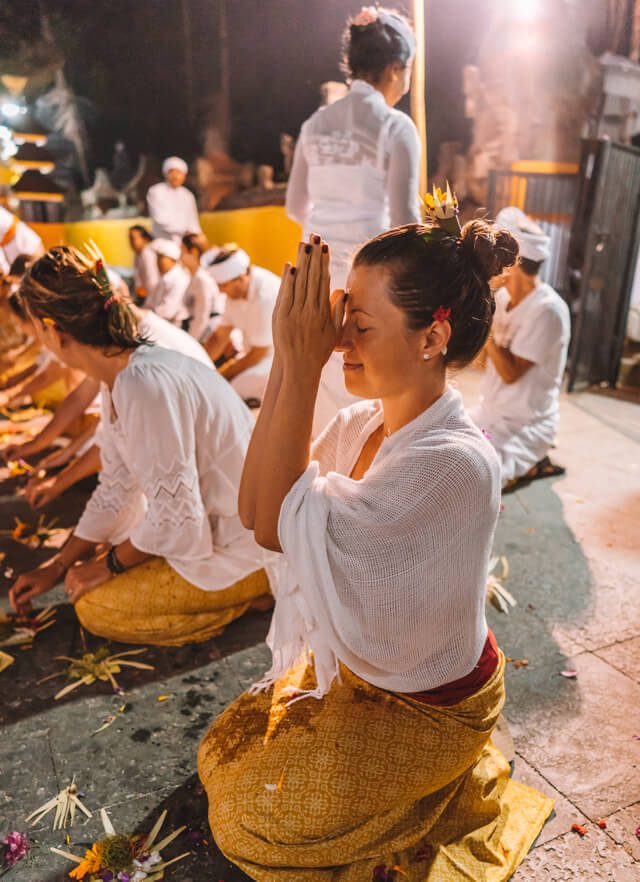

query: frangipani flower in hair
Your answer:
[354,6,379,26]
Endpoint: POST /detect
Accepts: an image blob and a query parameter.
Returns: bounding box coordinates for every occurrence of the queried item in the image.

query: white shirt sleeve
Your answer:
[510,304,565,365]
[285,127,309,225]
[146,184,169,238]
[183,188,202,235]
[74,417,146,546]
[386,116,422,227]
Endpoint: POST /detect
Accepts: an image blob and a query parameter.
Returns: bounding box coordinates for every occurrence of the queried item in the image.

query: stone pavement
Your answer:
[1,374,639,881]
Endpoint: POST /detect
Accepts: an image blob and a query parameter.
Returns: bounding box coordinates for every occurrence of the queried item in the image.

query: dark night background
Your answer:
[0,0,619,179]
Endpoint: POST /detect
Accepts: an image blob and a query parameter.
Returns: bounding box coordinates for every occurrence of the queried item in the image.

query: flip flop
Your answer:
[502,456,566,494]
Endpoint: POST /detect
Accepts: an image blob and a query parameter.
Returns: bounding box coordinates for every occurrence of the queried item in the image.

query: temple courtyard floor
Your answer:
[1,369,639,881]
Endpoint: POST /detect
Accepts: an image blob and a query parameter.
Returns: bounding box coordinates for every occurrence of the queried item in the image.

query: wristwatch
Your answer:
[106,546,126,575]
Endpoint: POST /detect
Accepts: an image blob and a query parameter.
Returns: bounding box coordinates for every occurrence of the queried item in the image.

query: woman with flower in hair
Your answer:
[198,217,553,879]
[9,245,273,644]
[286,5,421,436]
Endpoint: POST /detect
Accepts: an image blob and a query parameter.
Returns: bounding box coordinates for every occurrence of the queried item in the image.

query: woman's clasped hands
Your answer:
[273,235,346,376]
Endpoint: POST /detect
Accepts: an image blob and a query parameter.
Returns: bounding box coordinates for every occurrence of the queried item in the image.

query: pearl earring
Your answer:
[423,353,431,361]
[442,345,448,356]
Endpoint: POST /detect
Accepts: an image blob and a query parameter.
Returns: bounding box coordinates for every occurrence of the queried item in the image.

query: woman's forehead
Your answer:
[345,264,395,315]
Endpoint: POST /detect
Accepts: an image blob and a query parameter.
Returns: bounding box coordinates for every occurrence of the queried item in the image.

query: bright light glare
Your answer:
[1,102,26,118]
[510,0,541,23]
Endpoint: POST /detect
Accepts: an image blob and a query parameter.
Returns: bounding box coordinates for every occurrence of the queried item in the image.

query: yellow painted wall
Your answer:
[55,206,301,273]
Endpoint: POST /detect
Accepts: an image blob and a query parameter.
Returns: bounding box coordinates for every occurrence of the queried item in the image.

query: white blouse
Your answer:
[75,345,269,591]
[146,182,202,240]
[285,79,421,261]
[257,388,501,700]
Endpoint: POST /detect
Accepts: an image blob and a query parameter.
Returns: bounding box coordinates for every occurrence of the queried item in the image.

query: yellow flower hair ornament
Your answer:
[77,240,121,310]
[422,183,461,239]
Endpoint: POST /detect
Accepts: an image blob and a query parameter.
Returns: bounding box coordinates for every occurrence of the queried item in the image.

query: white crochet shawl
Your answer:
[254,387,502,701]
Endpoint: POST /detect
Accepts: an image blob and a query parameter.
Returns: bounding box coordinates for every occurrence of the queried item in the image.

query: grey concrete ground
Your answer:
[1,373,639,881]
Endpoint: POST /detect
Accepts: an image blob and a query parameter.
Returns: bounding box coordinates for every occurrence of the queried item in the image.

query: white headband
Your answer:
[495,206,551,263]
[200,246,221,268]
[379,11,416,56]
[162,156,188,176]
[206,249,250,284]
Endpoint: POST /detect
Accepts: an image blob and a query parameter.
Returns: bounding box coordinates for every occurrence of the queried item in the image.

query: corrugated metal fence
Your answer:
[486,169,579,293]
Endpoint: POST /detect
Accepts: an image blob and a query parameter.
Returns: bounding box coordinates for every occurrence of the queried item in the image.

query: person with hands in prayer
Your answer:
[198,219,553,881]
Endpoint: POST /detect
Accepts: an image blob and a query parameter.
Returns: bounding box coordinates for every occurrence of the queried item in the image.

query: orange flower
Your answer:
[69,844,102,879]
[11,519,28,540]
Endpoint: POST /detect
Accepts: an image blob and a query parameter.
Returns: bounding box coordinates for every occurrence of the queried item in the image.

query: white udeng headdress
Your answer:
[150,238,181,261]
[205,248,250,284]
[162,156,188,176]
[495,207,551,262]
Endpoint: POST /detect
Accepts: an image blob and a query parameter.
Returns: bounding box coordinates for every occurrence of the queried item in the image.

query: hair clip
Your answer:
[42,316,56,327]
[433,305,452,323]
[422,183,461,239]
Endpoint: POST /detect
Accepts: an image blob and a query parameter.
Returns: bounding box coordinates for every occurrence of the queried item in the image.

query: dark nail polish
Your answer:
[343,292,348,303]
[305,245,311,253]
[313,235,321,245]
[290,266,296,275]
[322,244,328,253]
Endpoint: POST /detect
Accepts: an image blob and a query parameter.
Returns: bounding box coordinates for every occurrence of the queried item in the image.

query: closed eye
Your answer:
[356,325,371,334]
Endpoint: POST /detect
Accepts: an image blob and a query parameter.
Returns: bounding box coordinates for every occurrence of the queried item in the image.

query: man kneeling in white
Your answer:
[471,208,571,489]
[203,248,278,404]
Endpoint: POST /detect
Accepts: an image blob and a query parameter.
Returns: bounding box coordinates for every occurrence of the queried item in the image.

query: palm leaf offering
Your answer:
[486,556,516,614]
[25,778,92,830]
[38,646,154,699]
[50,808,189,880]
[0,605,57,648]
[1,515,69,549]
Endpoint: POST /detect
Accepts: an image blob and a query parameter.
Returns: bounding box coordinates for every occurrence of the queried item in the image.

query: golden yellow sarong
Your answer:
[198,654,553,881]
[75,558,270,646]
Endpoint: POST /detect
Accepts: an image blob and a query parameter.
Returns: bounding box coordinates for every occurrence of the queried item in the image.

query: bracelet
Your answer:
[106,546,126,575]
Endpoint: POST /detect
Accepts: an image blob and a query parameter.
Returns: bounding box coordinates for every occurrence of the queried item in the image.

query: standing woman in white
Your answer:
[285,5,421,435]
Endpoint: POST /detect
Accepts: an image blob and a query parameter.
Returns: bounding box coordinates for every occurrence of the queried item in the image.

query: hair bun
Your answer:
[460,220,519,281]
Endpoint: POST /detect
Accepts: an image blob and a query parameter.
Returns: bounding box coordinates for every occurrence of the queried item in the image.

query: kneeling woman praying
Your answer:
[9,245,272,645]
[198,220,554,879]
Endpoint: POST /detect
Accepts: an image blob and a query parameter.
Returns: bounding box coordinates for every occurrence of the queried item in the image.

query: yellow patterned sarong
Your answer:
[75,558,270,646]
[198,653,552,881]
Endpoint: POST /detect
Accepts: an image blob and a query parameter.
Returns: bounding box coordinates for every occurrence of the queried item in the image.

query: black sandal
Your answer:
[502,456,566,494]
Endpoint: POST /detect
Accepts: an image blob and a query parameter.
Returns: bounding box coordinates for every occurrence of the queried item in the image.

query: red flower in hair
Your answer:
[433,305,451,323]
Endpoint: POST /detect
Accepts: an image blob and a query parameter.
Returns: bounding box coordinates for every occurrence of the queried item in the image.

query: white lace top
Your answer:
[259,388,500,699]
[285,80,421,249]
[75,345,269,591]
